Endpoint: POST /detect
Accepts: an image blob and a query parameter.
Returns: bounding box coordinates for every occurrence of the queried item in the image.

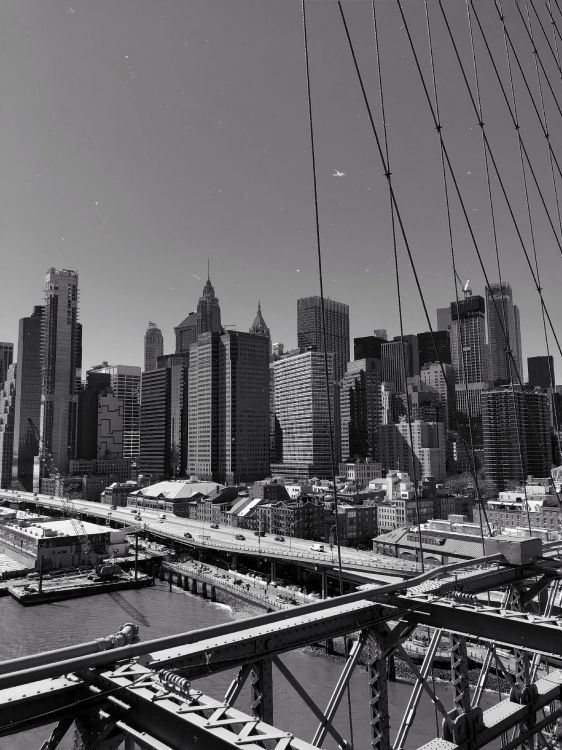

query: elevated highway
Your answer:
[1,489,417,580]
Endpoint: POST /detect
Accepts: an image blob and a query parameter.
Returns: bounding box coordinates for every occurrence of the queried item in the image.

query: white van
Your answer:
[158,513,166,522]
[311,544,325,552]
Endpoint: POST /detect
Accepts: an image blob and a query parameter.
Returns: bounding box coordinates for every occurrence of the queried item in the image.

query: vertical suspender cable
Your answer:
[423,0,488,551]
[336,2,493,535]
[464,0,532,533]
[371,0,425,572]
[300,2,354,746]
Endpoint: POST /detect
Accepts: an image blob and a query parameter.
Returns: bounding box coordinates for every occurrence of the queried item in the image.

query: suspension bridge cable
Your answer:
[300,1,354,745]
[527,0,562,79]
[437,0,562,367]
[414,0,562,504]
[544,0,562,65]
[463,0,532,533]
[371,0,425,572]
[423,0,488,550]
[336,1,493,535]
[522,0,562,460]
[514,0,562,114]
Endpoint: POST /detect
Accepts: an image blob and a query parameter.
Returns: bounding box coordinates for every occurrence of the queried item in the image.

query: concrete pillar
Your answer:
[325,639,335,655]
[232,554,238,571]
[191,579,198,595]
[201,582,208,599]
[321,570,328,599]
[210,585,216,602]
[270,559,276,584]
[183,576,189,591]
[168,571,173,591]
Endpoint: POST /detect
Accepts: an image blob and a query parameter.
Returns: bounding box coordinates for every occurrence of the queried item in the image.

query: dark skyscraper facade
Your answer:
[528,356,555,390]
[417,330,451,369]
[450,295,489,384]
[297,296,349,382]
[11,306,43,490]
[139,367,171,481]
[340,358,381,461]
[77,371,112,460]
[174,312,198,354]
[353,336,386,361]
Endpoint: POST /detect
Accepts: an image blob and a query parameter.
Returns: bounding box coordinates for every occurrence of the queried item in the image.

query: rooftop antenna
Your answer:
[207,258,210,281]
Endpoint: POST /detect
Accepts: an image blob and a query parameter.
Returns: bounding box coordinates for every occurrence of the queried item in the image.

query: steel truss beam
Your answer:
[84,661,320,750]
[367,629,390,750]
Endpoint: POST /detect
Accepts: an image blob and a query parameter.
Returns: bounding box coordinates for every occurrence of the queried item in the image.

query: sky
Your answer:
[1,0,562,378]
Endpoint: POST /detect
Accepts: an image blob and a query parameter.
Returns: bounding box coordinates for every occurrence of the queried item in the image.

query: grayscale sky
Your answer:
[1,0,561,378]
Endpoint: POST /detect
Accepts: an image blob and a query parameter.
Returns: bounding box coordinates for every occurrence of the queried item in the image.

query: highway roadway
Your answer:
[0,489,417,576]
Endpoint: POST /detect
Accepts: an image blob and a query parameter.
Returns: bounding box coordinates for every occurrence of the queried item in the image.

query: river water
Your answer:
[0,582,490,749]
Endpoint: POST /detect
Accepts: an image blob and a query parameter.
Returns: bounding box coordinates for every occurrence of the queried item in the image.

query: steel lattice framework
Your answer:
[0,536,560,749]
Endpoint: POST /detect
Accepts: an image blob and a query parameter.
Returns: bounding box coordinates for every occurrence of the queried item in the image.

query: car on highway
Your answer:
[274,536,285,542]
[235,534,245,541]
[210,523,219,529]
[183,532,193,539]
[311,544,325,552]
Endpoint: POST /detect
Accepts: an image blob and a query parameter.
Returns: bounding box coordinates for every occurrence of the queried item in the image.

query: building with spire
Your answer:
[196,268,222,339]
[249,301,271,352]
[144,322,163,373]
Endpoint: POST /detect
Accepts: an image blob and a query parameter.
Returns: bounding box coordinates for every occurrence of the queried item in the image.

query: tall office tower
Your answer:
[436,307,451,332]
[219,330,270,483]
[39,268,80,474]
[11,306,43,490]
[420,362,455,429]
[77,371,112,459]
[187,331,269,483]
[297,296,349,382]
[353,335,386,361]
[340,359,381,461]
[381,339,410,392]
[0,364,17,488]
[139,367,171,481]
[196,274,222,338]
[0,343,14,385]
[271,349,335,480]
[450,295,489,384]
[89,364,141,461]
[486,282,523,384]
[144,322,163,372]
[417,331,451,369]
[157,353,190,477]
[401,379,443,423]
[380,419,446,481]
[482,386,552,490]
[174,312,197,354]
[528,356,555,390]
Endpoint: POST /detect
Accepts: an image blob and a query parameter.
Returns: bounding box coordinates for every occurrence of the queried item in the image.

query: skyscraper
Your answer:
[157,353,190,477]
[417,330,451,369]
[139,367,172,481]
[436,307,451,332]
[0,364,17,489]
[379,419,446,481]
[482,386,552,490]
[187,330,269,483]
[353,335,386,361]
[0,343,14,385]
[144,322,163,372]
[77,371,112,460]
[249,301,271,351]
[420,361,455,429]
[486,282,523,384]
[39,268,80,474]
[271,349,335,479]
[450,295,489,384]
[196,274,222,339]
[89,364,141,462]
[528,356,555,390]
[340,358,381,461]
[297,296,349,382]
[381,339,410,392]
[11,306,43,491]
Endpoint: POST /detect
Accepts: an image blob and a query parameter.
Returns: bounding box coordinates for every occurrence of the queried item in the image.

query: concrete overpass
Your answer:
[0,489,417,581]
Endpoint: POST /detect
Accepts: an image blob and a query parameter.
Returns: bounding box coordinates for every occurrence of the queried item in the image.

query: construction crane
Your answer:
[454,270,472,299]
[27,417,96,568]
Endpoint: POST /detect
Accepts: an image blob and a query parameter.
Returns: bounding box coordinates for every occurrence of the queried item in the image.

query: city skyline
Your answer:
[0,1,561,378]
